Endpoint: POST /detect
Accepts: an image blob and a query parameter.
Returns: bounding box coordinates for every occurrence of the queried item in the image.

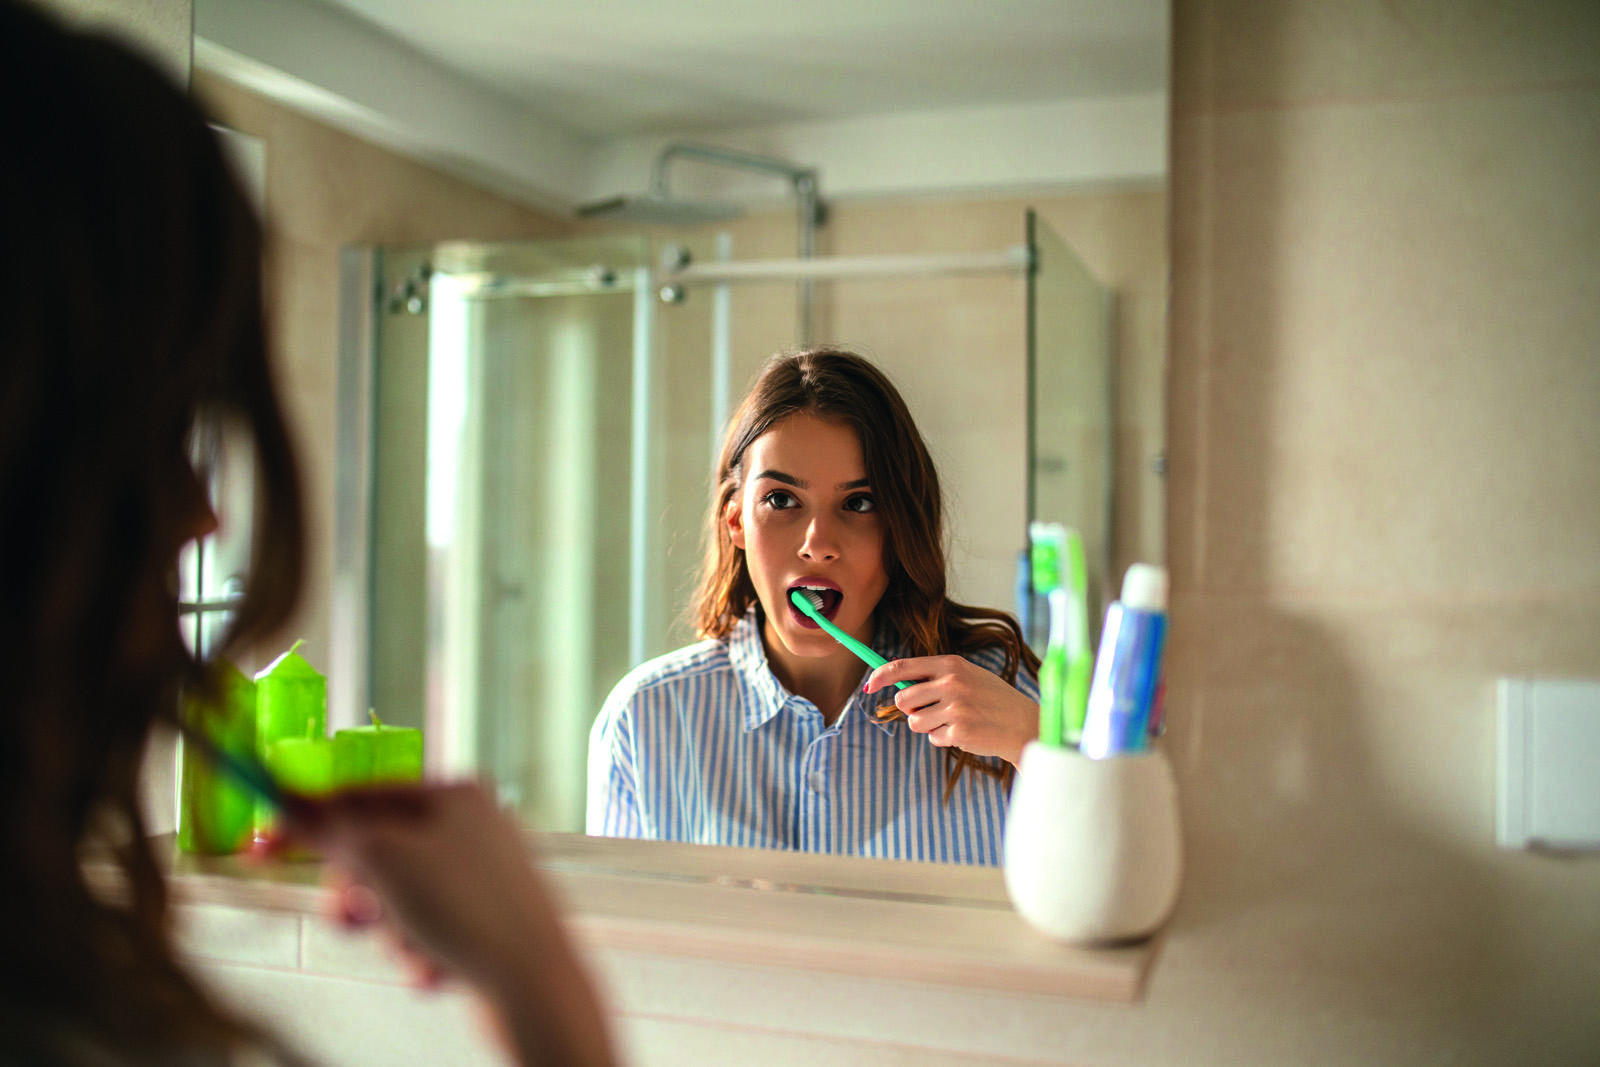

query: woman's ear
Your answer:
[724,496,747,550]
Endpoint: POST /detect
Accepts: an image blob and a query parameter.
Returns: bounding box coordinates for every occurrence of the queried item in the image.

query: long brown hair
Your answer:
[692,347,1038,793]
[0,2,305,1058]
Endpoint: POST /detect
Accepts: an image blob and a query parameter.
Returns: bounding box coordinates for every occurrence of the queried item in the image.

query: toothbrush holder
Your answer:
[1003,741,1183,943]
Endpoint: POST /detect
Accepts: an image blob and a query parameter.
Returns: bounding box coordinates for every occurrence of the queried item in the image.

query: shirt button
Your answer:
[809,771,825,793]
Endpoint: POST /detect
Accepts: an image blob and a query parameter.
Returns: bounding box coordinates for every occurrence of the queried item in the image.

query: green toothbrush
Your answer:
[789,589,910,690]
[1029,522,1092,747]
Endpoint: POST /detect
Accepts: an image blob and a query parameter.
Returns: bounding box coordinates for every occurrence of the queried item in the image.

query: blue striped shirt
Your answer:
[586,610,1039,865]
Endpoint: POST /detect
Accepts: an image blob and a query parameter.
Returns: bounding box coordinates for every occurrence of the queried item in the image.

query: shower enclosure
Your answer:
[332,210,1110,833]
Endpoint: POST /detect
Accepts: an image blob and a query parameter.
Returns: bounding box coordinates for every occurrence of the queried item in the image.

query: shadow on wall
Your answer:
[1158,12,1531,1054]
[1162,604,1517,1058]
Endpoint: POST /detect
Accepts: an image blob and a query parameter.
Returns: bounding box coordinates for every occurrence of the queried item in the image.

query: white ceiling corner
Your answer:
[193,0,1168,215]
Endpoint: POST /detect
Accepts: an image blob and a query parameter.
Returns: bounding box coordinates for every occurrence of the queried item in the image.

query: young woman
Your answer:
[0,4,612,1063]
[588,348,1040,865]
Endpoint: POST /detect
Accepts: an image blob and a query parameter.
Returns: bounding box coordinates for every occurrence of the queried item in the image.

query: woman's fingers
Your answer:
[334,878,385,928]
[878,656,1038,765]
[865,655,957,693]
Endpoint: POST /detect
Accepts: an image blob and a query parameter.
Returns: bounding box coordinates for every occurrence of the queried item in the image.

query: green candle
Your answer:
[334,709,423,786]
[253,639,326,834]
[263,720,339,795]
[261,717,336,861]
[176,661,256,855]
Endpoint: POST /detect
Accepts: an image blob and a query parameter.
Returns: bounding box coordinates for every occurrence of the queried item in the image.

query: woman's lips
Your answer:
[787,583,843,628]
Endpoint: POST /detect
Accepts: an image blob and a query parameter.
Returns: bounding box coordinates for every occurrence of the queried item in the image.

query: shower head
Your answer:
[574,193,743,226]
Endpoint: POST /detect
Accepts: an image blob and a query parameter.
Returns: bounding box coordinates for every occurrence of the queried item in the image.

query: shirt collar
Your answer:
[728,609,788,730]
[727,607,915,736]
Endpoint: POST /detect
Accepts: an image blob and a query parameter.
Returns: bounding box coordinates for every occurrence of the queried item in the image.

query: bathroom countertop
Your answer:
[101,833,1163,1002]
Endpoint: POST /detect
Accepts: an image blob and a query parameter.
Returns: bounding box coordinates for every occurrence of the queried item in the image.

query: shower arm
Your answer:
[650,142,822,341]
[650,143,816,210]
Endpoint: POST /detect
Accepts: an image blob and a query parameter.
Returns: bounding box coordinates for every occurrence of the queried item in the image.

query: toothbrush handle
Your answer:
[789,591,910,690]
[175,717,287,809]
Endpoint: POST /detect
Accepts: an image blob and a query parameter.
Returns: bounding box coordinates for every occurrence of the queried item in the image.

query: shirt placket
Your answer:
[796,709,843,854]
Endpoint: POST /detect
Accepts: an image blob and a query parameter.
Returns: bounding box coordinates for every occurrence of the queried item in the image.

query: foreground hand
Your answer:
[282,782,615,1067]
[865,655,1038,766]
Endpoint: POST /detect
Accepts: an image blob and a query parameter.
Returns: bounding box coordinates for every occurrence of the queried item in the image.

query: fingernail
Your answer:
[344,884,384,925]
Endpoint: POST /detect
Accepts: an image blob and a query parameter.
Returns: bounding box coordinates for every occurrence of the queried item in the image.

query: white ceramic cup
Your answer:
[1003,741,1182,943]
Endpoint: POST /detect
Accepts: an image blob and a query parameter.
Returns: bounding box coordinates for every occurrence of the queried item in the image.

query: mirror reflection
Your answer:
[344,194,1153,866]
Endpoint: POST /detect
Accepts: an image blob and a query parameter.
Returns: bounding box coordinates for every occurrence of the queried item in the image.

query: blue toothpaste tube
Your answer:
[1079,564,1168,758]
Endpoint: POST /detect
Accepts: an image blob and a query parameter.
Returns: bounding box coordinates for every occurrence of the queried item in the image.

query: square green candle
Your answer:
[334,710,423,786]
[253,639,327,833]
[176,661,257,855]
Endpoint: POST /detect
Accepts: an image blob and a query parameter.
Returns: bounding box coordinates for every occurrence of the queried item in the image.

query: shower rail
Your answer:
[427,246,1035,298]
[663,245,1032,286]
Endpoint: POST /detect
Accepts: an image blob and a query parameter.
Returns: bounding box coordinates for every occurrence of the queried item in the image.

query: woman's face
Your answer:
[726,412,889,659]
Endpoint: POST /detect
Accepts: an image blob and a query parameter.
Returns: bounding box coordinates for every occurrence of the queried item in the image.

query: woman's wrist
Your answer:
[483,942,615,1067]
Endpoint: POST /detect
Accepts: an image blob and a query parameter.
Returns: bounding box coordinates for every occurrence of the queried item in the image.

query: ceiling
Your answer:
[314,0,1169,139]
[195,0,1169,211]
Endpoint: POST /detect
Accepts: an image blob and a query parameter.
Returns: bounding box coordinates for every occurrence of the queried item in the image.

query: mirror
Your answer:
[336,195,1158,860]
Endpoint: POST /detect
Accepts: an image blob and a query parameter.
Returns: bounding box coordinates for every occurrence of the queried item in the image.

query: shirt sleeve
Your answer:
[964,643,1041,701]
[1014,660,1041,702]
[585,683,642,838]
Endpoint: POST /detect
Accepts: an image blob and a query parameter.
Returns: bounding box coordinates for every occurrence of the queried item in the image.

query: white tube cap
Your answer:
[1120,563,1168,612]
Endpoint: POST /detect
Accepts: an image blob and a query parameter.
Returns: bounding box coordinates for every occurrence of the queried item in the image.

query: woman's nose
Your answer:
[799,514,839,561]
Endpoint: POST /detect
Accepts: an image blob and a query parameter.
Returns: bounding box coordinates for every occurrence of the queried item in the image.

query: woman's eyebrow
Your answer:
[754,469,804,487]
[752,471,870,492]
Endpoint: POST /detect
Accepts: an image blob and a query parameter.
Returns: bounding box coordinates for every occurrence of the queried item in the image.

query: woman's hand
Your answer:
[280,782,615,1067]
[864,656,1038,767]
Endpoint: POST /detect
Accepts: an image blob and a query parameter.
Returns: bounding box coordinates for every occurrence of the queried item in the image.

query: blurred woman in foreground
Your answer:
[0,3,614,1063]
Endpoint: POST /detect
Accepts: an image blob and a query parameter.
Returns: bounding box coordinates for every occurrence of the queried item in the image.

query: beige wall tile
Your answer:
[299,916,413,984]
[1172,87,1600,596]
[194,961,501,1066]
[1165,0,1600,1062]
[613,1014,1049,1066]
[174,904,300,969]
[1175,0,1600,113]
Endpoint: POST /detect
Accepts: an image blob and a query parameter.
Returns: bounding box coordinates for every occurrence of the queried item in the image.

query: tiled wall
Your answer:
[179,903,504,1066]
[1158,0,1600,1063]
[190,74,572,674]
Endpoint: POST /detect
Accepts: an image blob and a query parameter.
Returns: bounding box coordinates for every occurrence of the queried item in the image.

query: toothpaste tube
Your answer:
[1079,564,1168,758]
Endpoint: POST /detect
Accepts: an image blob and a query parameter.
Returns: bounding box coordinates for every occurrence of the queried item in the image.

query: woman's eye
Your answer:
[844,493,876,514]
[761,489,798,510]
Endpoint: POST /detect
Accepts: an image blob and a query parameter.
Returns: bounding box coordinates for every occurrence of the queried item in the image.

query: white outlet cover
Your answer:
[1497,678,1600,850]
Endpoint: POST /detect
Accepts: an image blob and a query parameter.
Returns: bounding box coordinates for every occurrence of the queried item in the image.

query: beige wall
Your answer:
[32,0,191,84]
[1160,0,1600,1063]
[190,73,571,675]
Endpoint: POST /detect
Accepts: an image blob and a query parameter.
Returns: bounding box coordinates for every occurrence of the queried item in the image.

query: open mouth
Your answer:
[788,582,843,627]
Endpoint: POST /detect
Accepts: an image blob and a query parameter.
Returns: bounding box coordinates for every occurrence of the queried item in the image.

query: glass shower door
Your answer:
[1026,209,1114,641]
[362,234,688,831]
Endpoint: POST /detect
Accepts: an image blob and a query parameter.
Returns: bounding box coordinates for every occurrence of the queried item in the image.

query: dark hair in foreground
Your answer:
[693,347,1040,794]
[0,1,306,1058]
